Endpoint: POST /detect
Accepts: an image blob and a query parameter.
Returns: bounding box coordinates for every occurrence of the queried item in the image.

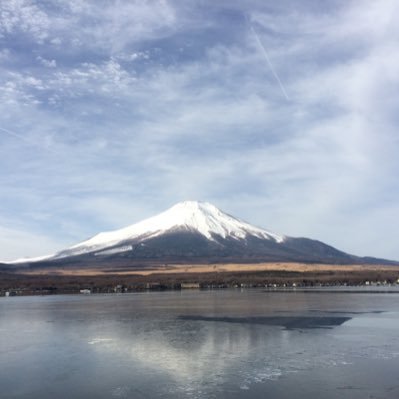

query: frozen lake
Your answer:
[1,288,399,398]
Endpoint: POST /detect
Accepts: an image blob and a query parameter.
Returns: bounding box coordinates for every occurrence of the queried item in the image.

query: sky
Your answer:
[0,0,398,261]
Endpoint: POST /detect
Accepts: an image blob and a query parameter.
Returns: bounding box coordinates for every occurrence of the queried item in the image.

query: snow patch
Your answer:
[95,245,133,256]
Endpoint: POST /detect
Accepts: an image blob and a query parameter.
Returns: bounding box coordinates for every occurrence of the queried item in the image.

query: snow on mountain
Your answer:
[61,201,285,256]
[6,201,285,263]
[7,254,54,264]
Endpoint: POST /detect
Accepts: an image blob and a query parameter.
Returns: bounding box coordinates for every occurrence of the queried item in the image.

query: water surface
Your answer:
[1,288,399,398]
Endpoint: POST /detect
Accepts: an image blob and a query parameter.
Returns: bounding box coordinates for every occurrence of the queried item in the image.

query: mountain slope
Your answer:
[63,201,285,256]
[5,201,398,268]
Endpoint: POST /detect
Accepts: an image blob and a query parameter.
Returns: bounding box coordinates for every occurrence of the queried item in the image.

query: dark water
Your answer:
[1,288,399,398]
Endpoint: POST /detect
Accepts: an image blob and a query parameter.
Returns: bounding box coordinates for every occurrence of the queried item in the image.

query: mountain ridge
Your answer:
[3,201,398,268]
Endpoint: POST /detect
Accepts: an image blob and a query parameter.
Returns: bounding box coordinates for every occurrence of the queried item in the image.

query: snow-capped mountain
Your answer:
[61,201,285,256]
[10,201,284,263]
[5,201,396,267]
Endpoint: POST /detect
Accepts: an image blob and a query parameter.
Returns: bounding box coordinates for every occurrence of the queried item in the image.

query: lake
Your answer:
[1,288,399,398]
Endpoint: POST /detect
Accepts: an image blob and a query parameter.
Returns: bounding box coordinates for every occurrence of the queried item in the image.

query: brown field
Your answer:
[17,262,399,276]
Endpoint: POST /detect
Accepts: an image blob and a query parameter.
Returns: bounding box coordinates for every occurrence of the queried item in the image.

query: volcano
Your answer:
[4,201,397,269]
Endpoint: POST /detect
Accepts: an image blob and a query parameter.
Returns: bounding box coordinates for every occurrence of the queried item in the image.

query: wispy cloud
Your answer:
[0,0,398,261]
[0,0,50,41]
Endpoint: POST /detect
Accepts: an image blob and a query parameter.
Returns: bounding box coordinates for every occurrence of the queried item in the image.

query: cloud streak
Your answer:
[0,126,59,154]
[249,24,290,101]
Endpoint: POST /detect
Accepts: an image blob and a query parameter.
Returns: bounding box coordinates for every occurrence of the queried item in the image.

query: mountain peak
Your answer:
[169,200,220,213]
[7,201,286,263]
[58,201,285,257]
[169,200,214,211]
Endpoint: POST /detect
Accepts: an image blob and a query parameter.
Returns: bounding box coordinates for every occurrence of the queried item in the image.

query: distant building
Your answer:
[113,285,123,293]
[181,283,200,289]
[146,282,161,290]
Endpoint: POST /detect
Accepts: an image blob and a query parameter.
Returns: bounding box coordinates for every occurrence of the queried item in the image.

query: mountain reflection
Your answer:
[86,313,351,395]
[178,315,351,330]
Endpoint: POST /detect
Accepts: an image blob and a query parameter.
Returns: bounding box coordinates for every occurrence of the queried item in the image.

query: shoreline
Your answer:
[2,262,399,296]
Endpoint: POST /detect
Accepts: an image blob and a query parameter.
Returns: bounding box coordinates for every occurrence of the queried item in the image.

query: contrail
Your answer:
[0,126,32,143]
[250,25,290,101]
[0,126,58,154]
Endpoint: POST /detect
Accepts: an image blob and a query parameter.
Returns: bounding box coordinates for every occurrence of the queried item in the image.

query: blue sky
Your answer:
[1,0,398,261]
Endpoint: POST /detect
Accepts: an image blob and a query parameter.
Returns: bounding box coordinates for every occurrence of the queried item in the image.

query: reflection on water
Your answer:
[1,289,399,398]
[177,315,352,329]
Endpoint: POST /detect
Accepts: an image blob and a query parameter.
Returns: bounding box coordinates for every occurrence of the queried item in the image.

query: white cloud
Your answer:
[0,0,50,41]
[0,0,398,261]
[36,56,56,68]
[51,59,136,94]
